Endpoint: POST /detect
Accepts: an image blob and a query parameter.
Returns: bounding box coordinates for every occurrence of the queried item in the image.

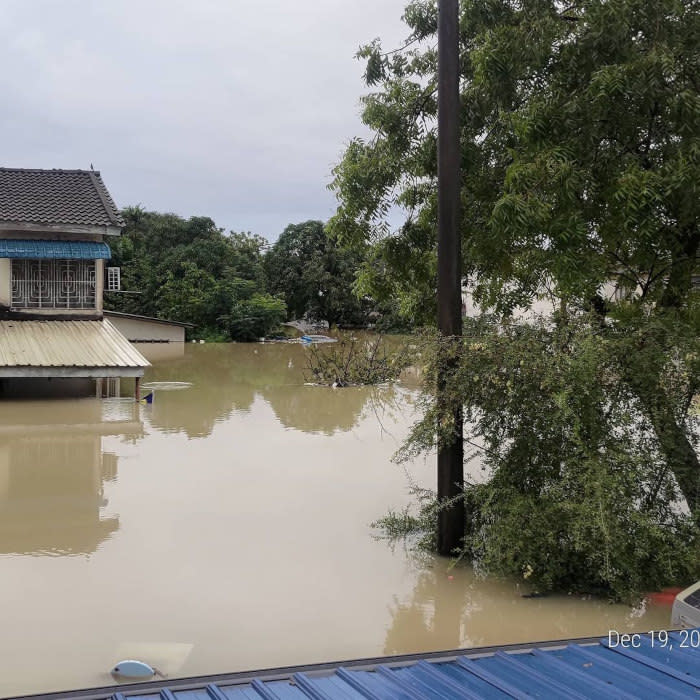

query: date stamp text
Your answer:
[608,629,700,650]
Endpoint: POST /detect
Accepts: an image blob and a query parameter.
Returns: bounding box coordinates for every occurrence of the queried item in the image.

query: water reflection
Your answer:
[262,385,401,435]
[135,342,186,363]
[384,565,669,653]
[138,345,277,437]
[140,344,406,438]
[0,400,142,556]
[384,568,463,654]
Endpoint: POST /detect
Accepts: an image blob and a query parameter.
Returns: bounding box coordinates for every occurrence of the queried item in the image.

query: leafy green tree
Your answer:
[264,220,370,327]
[331,0,698,313]
[332,0,699,595]
[222,293,287,342]
[156,261,218,329]
[106,208,285,340]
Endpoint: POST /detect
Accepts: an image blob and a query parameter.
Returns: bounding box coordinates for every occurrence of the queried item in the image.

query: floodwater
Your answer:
[0,343,670,696]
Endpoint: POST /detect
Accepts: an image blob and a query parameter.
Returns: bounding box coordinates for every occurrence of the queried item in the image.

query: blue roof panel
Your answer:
[0,239,111,259]
[417,660,519,698]
[336,668,415,700]
[389,664,492,700]
[607,647,700,692]
[292,673,366,700]
[528,647,641,700]
[561,644,694,697]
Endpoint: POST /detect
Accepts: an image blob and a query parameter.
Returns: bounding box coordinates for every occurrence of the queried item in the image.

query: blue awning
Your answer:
[0,239,111,259]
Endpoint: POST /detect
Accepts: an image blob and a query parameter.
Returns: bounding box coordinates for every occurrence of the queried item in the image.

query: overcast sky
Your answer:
[0,0,409,240]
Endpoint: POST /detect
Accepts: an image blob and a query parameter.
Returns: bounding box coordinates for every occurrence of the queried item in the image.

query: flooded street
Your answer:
[0,343,670,697]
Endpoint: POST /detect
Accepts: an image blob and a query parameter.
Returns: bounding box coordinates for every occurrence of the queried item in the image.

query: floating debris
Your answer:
[300,334,337,344]
[112,642,192,679]
[141,381,192,391]
[111,659,157,679]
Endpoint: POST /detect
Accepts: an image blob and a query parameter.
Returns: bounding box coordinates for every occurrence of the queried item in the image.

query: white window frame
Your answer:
[106,266,121,292]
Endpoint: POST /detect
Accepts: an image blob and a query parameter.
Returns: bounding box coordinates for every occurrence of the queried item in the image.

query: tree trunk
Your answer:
[637,389,700,513]
[648,228,700,511]
[436,0,465,555]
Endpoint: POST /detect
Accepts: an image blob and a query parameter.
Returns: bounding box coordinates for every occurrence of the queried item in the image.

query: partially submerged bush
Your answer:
[383,314,700,602]
[221,293,287,342]
[463,471,698,599]
[305,335,412,386]
[373,484,439,550]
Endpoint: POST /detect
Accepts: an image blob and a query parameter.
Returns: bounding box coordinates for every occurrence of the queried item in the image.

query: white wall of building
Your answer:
[0,259,9,307]
[104,314,186,342]
[462,280,626,322]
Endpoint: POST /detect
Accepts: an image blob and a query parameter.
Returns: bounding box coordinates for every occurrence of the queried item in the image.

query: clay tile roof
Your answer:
[0,168,124,228]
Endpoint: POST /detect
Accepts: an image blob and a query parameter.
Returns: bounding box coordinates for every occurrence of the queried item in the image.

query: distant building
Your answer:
[104,310,193,343]
[0,167,148,397]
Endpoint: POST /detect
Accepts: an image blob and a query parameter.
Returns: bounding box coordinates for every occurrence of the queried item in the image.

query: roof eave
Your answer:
[0,366,145,378]
[0,221,122,236]
[103,311,196,328]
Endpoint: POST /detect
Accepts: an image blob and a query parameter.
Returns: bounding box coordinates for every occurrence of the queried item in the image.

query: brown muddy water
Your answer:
[0,343,670,696]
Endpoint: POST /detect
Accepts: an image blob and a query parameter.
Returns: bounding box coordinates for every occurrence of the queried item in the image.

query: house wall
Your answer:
[104,314,186,342]
[0,259,9,306]
[0,445,9,500]
[461,279,627,321]
[96,260,104,312]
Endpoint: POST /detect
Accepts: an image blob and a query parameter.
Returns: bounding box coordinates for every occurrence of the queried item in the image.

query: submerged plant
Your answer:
[304,335,412,386]
[373,483,439,550]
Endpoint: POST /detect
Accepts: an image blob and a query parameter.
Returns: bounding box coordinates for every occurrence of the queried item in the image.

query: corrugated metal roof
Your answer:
[0,320,149,368]
[0,240,111,259]
[19,630,700,700]
[0,168,124,228]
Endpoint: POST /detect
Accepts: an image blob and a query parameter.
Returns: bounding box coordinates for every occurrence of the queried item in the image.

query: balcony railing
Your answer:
[11,259,96,309]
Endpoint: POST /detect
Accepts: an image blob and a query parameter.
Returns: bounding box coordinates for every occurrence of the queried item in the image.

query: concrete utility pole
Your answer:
[436,0,464,555]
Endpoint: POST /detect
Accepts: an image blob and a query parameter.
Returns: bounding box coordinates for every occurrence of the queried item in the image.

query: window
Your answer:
[11,259,96,309]
[106,266,121,292]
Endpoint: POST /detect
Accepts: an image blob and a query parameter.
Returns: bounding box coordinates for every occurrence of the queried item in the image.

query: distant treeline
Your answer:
[105,208,404,341]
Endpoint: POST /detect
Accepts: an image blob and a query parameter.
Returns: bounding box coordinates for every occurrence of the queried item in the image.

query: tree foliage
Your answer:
[264,220,372,327]
[106,208,285,341]
[221,293,287,342]
[333,0,700,597]
[397,317,699,599]
[331,0,698,316]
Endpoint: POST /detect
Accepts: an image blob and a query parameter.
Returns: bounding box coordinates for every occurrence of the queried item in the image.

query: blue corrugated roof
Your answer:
[0,239,111,259]
[20,630,700,700]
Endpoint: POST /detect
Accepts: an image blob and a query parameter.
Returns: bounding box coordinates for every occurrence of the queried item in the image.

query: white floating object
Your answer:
[111,659,156,679]
[114,642,193,676]
[672,580,700,628]
[140,381,192,391]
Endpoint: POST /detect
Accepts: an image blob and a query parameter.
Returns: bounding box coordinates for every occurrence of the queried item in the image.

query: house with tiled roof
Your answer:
[0,167,148,397]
